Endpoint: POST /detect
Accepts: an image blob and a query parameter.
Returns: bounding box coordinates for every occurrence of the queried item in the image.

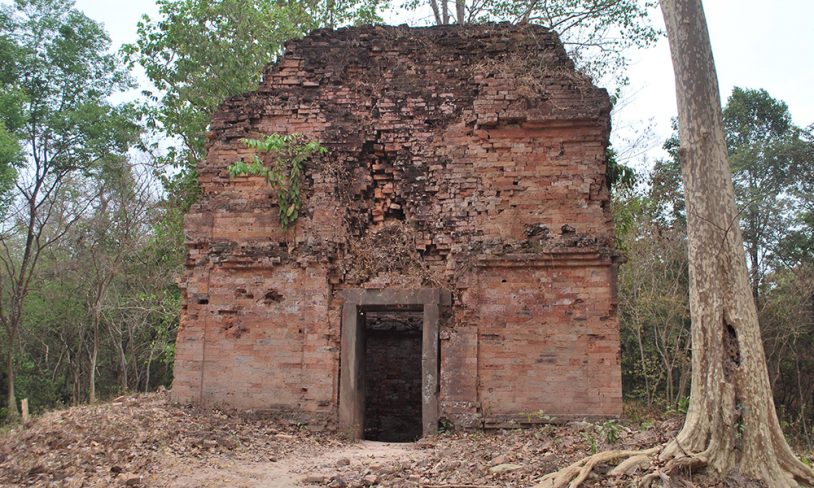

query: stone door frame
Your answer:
[339,288,451,440]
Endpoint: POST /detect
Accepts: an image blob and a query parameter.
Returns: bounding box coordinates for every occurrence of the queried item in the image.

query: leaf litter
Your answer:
[0,392,699,487]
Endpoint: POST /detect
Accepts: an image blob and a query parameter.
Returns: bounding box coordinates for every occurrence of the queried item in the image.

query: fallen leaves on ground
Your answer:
[0,391,343,487]
[307,418,683,488]
[0,392,698,487]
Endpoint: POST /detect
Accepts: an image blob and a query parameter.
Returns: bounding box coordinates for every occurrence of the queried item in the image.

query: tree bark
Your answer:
[659,0,814,485]
[428,0,442,25]
[456,0,465,25]
[5,331,17,417]
[116,336,128,391]
[89,295,105,403]
[144,345,154,392]
[89,318,98,403]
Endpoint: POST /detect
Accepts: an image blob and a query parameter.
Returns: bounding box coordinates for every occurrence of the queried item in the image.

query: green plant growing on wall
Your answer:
[229,134,327,229]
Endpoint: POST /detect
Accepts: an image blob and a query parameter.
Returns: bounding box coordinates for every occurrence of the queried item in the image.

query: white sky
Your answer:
[617,1,814,168]
[7,0,814,170]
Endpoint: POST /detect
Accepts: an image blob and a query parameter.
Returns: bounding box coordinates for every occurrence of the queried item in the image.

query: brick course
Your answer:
[172,23,623,430]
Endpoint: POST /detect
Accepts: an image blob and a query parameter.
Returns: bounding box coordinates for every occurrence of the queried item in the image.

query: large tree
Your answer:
[537,0,814,485]
[0,0,138,417]
[723,87,813,301]
[651,2,812,483]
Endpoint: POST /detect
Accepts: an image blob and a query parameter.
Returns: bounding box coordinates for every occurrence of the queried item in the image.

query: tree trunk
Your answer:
[5,330,17,417]
[456,0,465,25]
[89,317,99,403]
[72,354,81,406]
[118,340,128,391]
[145,346,154,392]
[634,323,651,406]
[659,0,814,485]
[428,0,442,25]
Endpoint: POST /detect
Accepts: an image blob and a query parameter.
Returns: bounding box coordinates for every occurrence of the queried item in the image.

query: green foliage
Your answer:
[722,87,813,297]
[665,396,689,416]
[599,419,620,444]
[438,417,454,434]
[608,145,640,252]
[581,431,598,454]
[617,87,814,439]
[0,0,141,415]
[14,357,65,415]
[519,409,553,423]
[780,209,814,266]
[123,0,306,163]
[677,396,689,414]
[122,0,384,208]
[536,423,557,438]
[0,16,26,214]
[605,146,637,195]
[617,189,691,409]
[0,122,20,216]
[120,0,386,308]
[648,122,686,227]
[0,0,138,171]
[229,134,327,229]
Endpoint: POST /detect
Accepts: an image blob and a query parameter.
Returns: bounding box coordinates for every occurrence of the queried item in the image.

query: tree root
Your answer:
[533,446,662,488]
[533,438,813,488]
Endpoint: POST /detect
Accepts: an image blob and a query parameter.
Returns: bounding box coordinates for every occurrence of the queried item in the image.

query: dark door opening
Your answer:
[339,288,448,440]
[362,310,423,442]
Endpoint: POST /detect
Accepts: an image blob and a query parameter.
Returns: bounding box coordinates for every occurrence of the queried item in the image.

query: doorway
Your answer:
[339,288,450,441]
[363,310,423,441]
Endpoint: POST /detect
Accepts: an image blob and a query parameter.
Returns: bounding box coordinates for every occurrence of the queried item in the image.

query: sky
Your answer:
[7,0,814,170]
[617,1,814,168]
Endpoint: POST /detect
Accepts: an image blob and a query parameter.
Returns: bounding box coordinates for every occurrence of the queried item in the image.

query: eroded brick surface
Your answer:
[172,24,622,429]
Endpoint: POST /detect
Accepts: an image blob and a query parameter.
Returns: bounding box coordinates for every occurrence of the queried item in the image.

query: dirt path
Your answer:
[152,440,418,487]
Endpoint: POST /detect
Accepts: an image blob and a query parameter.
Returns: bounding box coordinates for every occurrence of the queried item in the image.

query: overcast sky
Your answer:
[618,1,814,167]
[9,0,814,170]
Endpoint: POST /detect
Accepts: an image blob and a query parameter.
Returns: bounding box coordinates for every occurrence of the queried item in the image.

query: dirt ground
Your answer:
[0,391,696,487]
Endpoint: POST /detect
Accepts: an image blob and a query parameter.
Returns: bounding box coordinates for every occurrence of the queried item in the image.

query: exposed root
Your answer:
[534,437,814,488]
[638,470,671,486]
[533,446,661,487]
[607,453,653,476]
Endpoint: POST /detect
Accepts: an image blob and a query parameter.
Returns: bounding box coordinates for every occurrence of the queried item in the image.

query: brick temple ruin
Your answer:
[172,24,623,441]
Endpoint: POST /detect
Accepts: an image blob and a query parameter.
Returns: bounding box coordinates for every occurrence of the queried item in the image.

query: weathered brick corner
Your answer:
[172,24,623,437]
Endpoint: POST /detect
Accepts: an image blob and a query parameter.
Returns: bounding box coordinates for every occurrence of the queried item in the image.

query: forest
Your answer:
[0,0,811,455]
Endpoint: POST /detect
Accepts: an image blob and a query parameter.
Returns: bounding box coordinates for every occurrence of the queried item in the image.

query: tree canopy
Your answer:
[122,0,385,209]
[0,0,140,416]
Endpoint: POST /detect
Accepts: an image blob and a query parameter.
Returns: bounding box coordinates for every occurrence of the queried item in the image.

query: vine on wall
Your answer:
[229,133,327,229]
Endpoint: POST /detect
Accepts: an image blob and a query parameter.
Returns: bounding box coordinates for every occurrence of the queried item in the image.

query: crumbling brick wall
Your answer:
[172,23,622,429]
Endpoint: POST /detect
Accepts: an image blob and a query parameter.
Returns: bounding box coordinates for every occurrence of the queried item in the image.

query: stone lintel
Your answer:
[341,288,453,308]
